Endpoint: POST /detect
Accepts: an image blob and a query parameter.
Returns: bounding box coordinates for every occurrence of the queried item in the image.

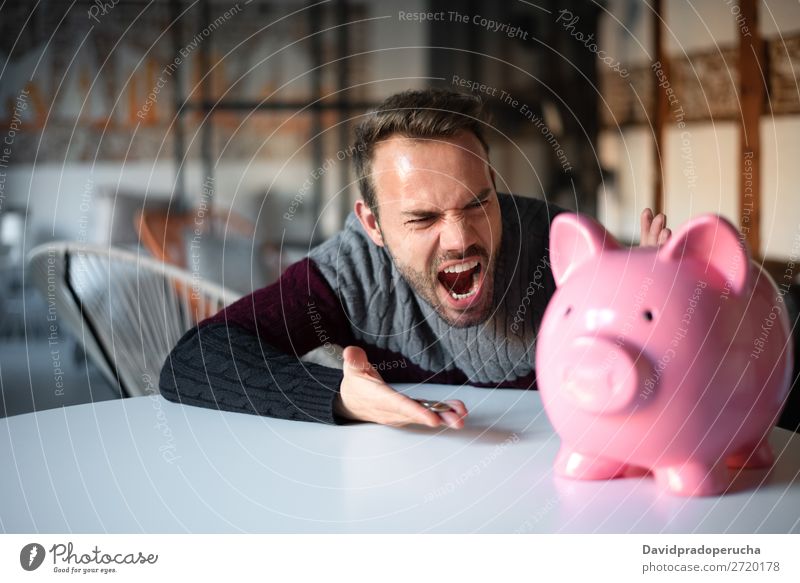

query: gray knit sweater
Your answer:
[309,192,561,385]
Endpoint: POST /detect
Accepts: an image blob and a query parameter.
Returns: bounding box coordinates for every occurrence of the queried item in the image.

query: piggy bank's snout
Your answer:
[560,337,652,414]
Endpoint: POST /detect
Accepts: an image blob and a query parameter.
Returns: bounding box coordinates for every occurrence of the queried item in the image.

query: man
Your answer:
[159,88,670,429]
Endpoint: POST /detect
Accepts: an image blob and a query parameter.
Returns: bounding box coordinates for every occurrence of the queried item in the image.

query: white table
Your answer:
[2,385,799,533]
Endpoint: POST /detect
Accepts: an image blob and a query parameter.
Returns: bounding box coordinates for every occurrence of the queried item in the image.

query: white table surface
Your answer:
[2,384,799,533]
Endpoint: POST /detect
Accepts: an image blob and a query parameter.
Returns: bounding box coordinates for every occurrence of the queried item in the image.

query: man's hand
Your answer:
[334,346,468,429]
[640,208,671,247]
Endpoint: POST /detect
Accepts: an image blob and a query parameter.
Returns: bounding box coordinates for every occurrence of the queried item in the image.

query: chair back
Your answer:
[28,242,241,397]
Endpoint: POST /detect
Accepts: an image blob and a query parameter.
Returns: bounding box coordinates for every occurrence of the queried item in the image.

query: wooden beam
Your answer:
[738,0,763,257]
[652,0,666,215]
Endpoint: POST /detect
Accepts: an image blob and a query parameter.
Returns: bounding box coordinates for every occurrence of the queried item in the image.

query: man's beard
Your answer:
[384,242,498,328]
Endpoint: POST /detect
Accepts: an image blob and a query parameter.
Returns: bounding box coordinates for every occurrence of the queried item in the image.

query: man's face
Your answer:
[356,130,502,327]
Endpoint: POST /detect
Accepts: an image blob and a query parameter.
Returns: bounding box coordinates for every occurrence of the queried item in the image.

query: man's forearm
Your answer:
[159,322,346,424]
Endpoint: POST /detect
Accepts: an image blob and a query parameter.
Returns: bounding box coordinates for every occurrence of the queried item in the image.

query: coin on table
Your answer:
[414,399,455,413]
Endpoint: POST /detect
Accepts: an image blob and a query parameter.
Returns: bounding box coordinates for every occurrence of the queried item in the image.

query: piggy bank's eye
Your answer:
[564,306,572,317]
[643,310,654,322]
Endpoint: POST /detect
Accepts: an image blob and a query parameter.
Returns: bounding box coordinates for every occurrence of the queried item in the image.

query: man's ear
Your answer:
[355,199,384,247]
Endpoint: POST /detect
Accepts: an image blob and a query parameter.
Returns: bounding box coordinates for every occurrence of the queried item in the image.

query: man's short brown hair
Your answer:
[352,88,491,217]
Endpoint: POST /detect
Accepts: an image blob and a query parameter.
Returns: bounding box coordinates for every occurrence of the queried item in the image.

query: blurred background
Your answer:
[0,0,798,420]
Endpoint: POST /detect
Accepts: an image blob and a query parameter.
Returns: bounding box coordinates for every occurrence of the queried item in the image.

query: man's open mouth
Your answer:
[437,259,482,301]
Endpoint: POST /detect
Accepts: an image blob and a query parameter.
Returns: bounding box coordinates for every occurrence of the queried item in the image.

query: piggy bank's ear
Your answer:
[658,214,749,294]
[550,213,620,286]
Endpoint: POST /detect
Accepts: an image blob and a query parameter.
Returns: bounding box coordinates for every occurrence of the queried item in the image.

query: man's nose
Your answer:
[438,214,477,252]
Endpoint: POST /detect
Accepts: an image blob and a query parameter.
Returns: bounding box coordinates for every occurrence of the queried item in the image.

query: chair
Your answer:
[27,242,241,397]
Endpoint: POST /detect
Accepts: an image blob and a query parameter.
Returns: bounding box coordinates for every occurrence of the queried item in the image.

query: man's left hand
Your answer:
[640,208,671,247]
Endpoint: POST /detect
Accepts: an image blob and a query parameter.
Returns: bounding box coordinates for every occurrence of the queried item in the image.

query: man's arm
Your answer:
[159,258,352,424]
[159,323,345,423]
[159,257,466,427]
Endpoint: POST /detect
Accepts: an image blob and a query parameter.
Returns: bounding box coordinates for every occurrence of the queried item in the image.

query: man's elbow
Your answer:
[158,354,182,404]
[157,327,202,404]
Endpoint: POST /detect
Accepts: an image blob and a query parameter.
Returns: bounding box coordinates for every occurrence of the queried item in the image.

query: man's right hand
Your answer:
[334,346,467,429]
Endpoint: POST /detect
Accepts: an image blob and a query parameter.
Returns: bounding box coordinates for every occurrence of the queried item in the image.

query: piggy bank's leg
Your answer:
[653,461,729,496]
[555,446,628,480]
[727,439,774,469]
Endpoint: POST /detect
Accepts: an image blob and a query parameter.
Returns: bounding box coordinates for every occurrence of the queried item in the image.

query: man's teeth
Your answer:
[442,259,479,274]
[451,288,477,300]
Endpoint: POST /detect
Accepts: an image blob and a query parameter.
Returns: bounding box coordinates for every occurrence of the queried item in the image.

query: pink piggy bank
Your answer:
[536,213,793,496]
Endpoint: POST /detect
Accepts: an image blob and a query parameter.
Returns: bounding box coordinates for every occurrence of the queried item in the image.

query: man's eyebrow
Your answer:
[401,188,493,218]
[401,208,439,218]
[465,188,492,206]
